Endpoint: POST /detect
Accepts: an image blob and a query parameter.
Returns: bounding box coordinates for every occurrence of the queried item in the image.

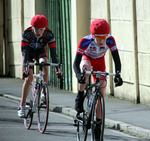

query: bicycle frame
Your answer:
[86,70,116,141]
[23,61,62,133]
[26,61,62,101]
[28,62,61,105]
[75,68,116,141]
[86,70,116,102]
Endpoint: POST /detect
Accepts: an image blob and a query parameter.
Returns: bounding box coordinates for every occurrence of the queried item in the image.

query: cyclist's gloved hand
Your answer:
[76,73,86,84]
[114,72,123,87]
[23,70,29,78]
[56,71,63,79]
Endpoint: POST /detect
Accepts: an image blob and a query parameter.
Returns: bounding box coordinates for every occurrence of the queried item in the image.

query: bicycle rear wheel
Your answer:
[24,84,34,129]
[91,92,105,141]
[24,101,33,129]
[37,82,49,133]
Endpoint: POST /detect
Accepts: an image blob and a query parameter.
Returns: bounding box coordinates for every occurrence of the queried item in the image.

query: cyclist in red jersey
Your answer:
[18,15,62,118]
[73,19,123,140]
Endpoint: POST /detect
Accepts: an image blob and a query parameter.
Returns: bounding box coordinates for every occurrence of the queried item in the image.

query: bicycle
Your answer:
[20,61,62,133]
[74,67,116,141]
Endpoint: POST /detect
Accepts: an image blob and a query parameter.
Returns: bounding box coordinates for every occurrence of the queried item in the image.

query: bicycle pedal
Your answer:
[73,118,77,126]
[73,122,78,127]
[77,116,83,120]
[93,120,102,126]
[26,102,30,105]
[74,124,78,127]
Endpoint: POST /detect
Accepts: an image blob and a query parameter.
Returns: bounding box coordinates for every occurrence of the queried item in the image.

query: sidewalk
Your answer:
[0,77,150,139]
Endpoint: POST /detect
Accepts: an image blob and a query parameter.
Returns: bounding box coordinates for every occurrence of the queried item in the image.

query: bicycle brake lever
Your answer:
[25,61,29,74]
[59,64,63,75]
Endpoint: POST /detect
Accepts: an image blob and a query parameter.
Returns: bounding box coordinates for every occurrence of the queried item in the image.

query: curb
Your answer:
[1,93,150,139]
[105,119,150,139]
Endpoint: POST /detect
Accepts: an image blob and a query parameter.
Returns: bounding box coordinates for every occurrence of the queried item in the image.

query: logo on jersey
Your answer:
[99,47,105,49]
[90,47,96,51]
[106,38,115,46]
[29,39,40,49]
[81,40,91,48]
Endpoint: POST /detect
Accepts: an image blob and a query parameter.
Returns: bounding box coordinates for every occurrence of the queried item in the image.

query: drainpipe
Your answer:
[21,0,24,78]
[21,0,24,34]
[3,0,9,75]
[107,0,114,96]
[0,0,4,75]
[133,0,140,103]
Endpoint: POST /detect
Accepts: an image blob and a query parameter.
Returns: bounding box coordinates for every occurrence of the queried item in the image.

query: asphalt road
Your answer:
[0,96,149,141]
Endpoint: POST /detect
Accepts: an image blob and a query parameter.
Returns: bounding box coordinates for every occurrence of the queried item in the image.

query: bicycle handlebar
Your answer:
[81,67,116,76]
[27,62,60,67]
[86,71,116,76]
[24,61,63,76]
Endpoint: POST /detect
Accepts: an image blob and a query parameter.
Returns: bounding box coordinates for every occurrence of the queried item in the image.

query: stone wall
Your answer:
[2,0,150,104]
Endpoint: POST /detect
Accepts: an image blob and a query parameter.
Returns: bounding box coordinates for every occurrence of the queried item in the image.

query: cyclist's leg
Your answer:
[75,59,91,113]
[38,47,49,84]
[96,80,106,119]
[19,48,35,117]
[18,69,33,117]
[21,47,35,105]
[21,69,33,104]
[94,80,106,140]
[39,57,49,84]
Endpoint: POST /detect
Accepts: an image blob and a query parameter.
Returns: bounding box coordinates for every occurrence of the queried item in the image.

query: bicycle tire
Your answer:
[24,101,33,129]
[91,91,105,141]
[24,84,34,130]
[37,82,49,133]
[76,91,92,141]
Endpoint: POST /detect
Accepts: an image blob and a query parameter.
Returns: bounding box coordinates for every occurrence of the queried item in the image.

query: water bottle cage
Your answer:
[88,94,95,112]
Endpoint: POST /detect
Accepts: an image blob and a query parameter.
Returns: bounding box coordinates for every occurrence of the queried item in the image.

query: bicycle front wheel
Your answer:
[91,92,105,141]
[37,82,49,133]
[76,92,91,141]
[76,113,88,141]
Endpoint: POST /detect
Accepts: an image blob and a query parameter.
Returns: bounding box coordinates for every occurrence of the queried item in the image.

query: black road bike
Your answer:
[74,68,116,141]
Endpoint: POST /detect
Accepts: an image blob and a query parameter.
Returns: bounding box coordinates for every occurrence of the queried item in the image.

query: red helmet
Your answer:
[31,15,48,28]
[90,19,110,35]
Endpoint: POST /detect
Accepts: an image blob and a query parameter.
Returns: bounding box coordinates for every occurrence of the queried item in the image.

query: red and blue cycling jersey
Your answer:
[76,34,118,58]
[73,34,121,81]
